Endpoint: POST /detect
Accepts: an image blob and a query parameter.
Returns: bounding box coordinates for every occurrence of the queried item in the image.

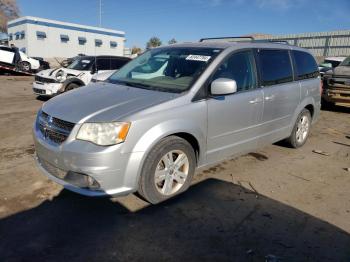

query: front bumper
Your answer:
[33,81,63,96]
[33,121,144,197]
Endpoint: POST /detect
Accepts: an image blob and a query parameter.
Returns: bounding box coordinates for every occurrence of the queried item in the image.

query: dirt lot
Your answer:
[0,76,349,261]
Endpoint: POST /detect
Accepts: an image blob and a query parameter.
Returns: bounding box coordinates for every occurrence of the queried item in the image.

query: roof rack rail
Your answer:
[254,39,290,44]
[199,36,255,42]
[199,37,292,45]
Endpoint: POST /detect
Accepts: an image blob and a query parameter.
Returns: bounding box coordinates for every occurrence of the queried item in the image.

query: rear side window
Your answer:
[258,49,293,86]
[293,51,319,80]
[324,59,341,68]
[96,58,111,70]
[0,47,14,52]
[111,58,129,69]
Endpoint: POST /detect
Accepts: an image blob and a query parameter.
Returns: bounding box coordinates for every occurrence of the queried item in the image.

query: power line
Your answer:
[98,0,102,27]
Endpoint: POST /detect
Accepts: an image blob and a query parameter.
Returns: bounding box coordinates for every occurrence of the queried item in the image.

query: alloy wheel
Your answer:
[154,150,189,196]
[296,115,310,144]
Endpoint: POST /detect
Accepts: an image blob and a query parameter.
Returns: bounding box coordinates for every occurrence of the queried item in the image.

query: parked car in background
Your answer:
[318,57,346,77]
[31,57,51,70]
[33,39,321,204]
[0,45,41,72]
[322,56,350,107]
[32,55,131,96]
[60,54,86,68]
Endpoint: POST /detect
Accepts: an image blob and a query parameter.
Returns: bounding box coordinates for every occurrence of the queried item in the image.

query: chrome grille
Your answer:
[35,75,57,83]
[33,88,46,95]
[37,111,75,144]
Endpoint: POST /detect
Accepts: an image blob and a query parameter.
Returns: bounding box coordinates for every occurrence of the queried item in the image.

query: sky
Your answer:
[17,0,350,48]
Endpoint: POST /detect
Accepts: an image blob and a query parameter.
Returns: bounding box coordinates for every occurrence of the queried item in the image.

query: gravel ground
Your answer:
[0,76,349,261]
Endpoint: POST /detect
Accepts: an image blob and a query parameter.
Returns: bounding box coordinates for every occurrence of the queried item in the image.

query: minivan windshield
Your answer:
[108,47,222,93]
[67,57,95,71]
[340,57,350,66]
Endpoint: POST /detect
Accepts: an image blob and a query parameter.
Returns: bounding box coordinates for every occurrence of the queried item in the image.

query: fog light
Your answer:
[86,175,100,190]
[65,171,101,190]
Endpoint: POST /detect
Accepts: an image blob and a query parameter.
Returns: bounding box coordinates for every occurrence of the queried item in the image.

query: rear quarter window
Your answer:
[293,51,319,80]
[0,47,14,53]
[258,49,293,86]
[96,58,111,70]
[111,58,130,70]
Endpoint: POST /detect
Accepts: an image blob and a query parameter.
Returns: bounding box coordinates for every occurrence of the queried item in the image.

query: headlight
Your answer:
[76,122,130,146]
[55,70,66,81]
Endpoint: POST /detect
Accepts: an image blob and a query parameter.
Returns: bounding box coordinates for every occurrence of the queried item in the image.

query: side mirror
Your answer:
[211,78,237,96]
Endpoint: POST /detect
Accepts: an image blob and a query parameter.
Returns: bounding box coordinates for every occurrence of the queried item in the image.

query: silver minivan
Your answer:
[33,39,321,204]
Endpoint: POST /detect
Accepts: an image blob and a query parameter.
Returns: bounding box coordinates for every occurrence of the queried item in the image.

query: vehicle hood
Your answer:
[332,66,350,76]
[36,68,83,79]
[42,83,180,123]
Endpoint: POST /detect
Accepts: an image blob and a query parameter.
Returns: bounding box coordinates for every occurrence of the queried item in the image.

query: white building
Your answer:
[7,16,125,58]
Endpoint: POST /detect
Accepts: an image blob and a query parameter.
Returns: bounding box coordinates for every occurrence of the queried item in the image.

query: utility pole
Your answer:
[98,0,102,27]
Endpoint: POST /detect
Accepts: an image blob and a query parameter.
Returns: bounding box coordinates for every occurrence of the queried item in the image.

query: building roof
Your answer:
[7,16,125,37]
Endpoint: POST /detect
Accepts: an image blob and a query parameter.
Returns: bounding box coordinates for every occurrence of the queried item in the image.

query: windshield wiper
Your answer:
[107,79,126,85]
[123,81,151,89]
[107,79,151,89]
[107,79,180,93]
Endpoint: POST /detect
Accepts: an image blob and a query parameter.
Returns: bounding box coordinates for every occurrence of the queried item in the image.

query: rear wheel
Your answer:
[138,136,196,204]
[286,109,311,148]
[64,83,79,92]
[19,61,31,72]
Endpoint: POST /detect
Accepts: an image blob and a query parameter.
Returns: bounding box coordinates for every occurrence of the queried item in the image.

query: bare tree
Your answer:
[0,0,20,33]
[131,46,142,55]
[146,37,162,49]
[168,38,177,45]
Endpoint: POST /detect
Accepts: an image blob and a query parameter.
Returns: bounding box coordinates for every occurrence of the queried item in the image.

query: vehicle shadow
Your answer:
[321,104,350,114]
[36,95,51,102]
[0,179,349,261]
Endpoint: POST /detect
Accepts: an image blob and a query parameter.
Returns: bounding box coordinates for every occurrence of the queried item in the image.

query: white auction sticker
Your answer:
[186,55,211,62]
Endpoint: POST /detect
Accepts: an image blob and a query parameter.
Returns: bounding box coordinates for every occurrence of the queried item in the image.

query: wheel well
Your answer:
[62,79,84,91]
[305,104,314,119]
[67,82,81,87]
[171,132,200,162]
[68,81,83,87]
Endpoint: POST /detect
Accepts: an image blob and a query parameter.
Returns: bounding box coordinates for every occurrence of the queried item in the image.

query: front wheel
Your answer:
[138,136,196,204]
[286,109,311,148]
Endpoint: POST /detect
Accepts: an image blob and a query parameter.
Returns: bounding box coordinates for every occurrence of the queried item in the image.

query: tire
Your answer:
[19,61,31,72]
[64,83,79,92]
[286,109,312,148]
[321,98,335,110]
[138,136,196,204]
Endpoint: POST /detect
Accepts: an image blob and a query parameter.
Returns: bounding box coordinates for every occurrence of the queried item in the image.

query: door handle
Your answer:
[249,98,262,104]
[265,95,275,101]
